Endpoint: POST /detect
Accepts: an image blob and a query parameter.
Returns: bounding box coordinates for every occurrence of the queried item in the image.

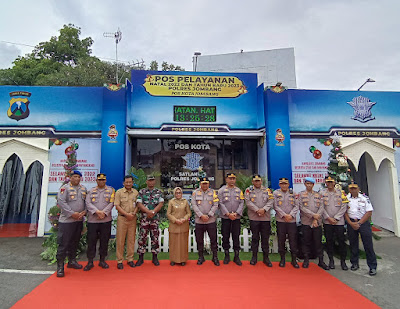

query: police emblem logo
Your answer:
[182,152,204,171]
[7,91,31,121]
[347,96,376,123]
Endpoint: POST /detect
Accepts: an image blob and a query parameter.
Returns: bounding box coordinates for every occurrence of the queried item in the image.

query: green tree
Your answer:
[0,24,184,86]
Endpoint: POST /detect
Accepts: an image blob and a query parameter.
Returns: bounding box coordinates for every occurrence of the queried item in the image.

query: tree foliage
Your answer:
[0,24,184,87]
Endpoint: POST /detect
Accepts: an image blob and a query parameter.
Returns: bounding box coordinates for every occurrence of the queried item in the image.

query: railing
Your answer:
[131,228,279,253]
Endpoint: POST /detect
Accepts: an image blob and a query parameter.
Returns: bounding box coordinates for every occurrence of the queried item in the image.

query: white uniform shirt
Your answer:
[347,193,373,220]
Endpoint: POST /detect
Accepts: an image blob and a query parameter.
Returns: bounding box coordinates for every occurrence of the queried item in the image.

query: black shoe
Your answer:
[318,261,330,270]
[341,260,348,271]
[250,253,257,266]
[136,254,144,267]
[233,251,242,266]
[181,262,186,266]
[263,254,272,267]
[117,263,123,269]
[279,258,285,267]
[99,260,109,269]
[291,255,299,268]
[170,262,175,266]
[152,254,160,266]
[197,255,205,265]
[127,261,135,268]
[351,264,359,271]
[329,258,335,269]
[369,269,377,276]
[223,251,230,264]
[67,260,83,269]
[56,261,64,277]
[212,254,220,266]
[303,259,309,268]
[83,261,94,271]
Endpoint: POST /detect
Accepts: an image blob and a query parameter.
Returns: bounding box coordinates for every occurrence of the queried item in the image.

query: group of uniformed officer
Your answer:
[56,170,377,277]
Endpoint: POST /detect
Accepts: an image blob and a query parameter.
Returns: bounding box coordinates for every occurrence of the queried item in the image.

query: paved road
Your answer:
[1,232,399,309]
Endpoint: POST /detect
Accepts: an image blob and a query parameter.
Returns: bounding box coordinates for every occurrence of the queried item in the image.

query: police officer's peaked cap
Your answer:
[226,172,236,178]
[304,177,316,184]
[325,176,335,182]
[97,173,106,180]
[200,177,209,183]
[147,175,156,180]
[279,177,289,184]
[71,170,82,177]
[252,174,262,181]
[349,181,359,189]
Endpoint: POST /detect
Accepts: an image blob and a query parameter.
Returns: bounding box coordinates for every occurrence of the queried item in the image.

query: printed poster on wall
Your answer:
[44,138,102,233]
[48,138,102,193]
[290,138,331,193]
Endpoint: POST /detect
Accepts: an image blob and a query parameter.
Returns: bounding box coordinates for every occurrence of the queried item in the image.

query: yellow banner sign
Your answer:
[143,74,248,98]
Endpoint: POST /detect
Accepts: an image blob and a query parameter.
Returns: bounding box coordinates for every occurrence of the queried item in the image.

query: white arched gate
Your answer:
[341,137,400,236]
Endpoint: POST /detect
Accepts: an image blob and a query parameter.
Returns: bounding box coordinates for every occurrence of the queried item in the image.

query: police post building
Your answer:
[1,70,400,237]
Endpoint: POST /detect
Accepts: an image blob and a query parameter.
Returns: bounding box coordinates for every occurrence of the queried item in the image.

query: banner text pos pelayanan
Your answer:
[143,74,248,98]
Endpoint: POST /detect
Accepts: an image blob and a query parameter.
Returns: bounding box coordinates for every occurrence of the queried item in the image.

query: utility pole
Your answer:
[103,28,122,84]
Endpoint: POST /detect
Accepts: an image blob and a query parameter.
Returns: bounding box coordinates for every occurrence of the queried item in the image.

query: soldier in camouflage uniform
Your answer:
[136,175,164,266]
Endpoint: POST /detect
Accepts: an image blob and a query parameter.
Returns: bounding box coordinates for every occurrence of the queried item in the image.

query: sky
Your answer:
[0,0,399,91]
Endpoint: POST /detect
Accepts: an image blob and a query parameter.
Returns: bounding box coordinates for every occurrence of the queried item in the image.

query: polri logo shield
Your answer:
[7,91,31,121]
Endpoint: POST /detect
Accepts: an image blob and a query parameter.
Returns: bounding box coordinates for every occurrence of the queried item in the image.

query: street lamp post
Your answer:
[193,52,201,72]
[357,78,375,91]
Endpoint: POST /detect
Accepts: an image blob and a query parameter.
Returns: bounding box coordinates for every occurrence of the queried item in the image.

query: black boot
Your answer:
[341,259,348,271]
[263,252,272,267]
[291,255,299,269]
[318,257,329,270]
[56,260,65,277]
[250,251,257,265]
[84,260,94,271]
[233,250,242,266]
[152,253,160,266]
[279,255,285,267]
[99,258,109,269]
[212,252,220,266]
[197,252,205,265]
[303,258,309,268]
[67,259,83,269]
[135,254,144,266]
[328,256,335,269]
[223,250,230,264]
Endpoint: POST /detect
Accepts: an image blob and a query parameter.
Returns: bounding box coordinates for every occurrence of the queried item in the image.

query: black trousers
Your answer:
[302,225,323,259]
[221,218,241,251]
[56,221,83,262]
[277,222,298,256]
[347,220,377,270]
[195,222,218,253]
[86,221,112,260]
[250,220,271,253]
[324,224,346,260]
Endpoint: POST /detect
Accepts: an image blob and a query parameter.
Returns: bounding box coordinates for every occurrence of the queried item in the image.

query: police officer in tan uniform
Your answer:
[245,174,274,267]
[321,176,348,270]
[192,177,220,266]
[218,172,244,266]
[114,175,139,270]
[83,173,115,271]
[56,170,87,277]
[273,177,299,268]
[298,177,329,270]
